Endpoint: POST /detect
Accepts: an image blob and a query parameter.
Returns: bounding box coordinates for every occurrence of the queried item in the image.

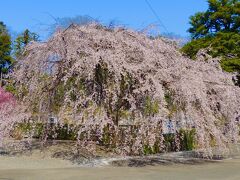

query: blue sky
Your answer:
[1,0,208,39]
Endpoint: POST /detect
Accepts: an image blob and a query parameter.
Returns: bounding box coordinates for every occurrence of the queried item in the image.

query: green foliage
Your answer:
[183,0,240,85]
[55,124,77,140]
[14,122,44,139]
[143,144,153,155]
[101,124,117,148]
[164,90,174,107]
[181,35,213,59]
[182,32,240,83]
[119,72,135,95]
[164,90,178,117]
[163,133,176,152]
[16,84,29,99]
[94,60,110,104]
[119,110,131,119]
[143,141,161,155]
[0,21,13,76]
[188,0,240,39]
[182,32,240,59]
[34,123,44,138]
[4,83,17,95]
[15,122,77,140]
[102,124,111,145]
[143,96,159,117]
[14,29,39,58]
[65,76,77,90]
[210,32,240,58]
[234,73,240,86]
[221,58,240,72]
[70,91,77,101]
[49,75,88,113]
[0,22,6,33]
[16,122,32,134]
[162,129,196,152]
[31,98,40,114]
[163,129,196,152]
[179,129,196,151]
[66,76,86,102]
[114,72,136,125]
[152,140,161,154]
[52,82,65,113]
[95,61,109,87]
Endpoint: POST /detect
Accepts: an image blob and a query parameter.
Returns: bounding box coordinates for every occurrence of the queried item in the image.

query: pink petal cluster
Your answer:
[0,87,28,146]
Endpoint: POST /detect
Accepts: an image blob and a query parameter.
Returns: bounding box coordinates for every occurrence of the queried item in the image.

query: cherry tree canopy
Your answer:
[11,24,240,154]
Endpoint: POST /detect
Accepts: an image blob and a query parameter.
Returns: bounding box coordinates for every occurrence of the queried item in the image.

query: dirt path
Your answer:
[0,156,240,180]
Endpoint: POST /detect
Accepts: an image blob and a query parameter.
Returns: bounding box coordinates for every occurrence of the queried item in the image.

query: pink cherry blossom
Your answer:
[9,24,240,155]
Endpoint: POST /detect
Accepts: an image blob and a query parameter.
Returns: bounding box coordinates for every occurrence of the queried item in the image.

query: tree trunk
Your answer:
[0,71,2,87]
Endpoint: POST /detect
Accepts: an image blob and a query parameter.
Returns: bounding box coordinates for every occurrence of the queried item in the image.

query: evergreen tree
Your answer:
[14,29,39,57]
[189,0,240,39]
[0,21,12,85]
[182,0,240,86]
